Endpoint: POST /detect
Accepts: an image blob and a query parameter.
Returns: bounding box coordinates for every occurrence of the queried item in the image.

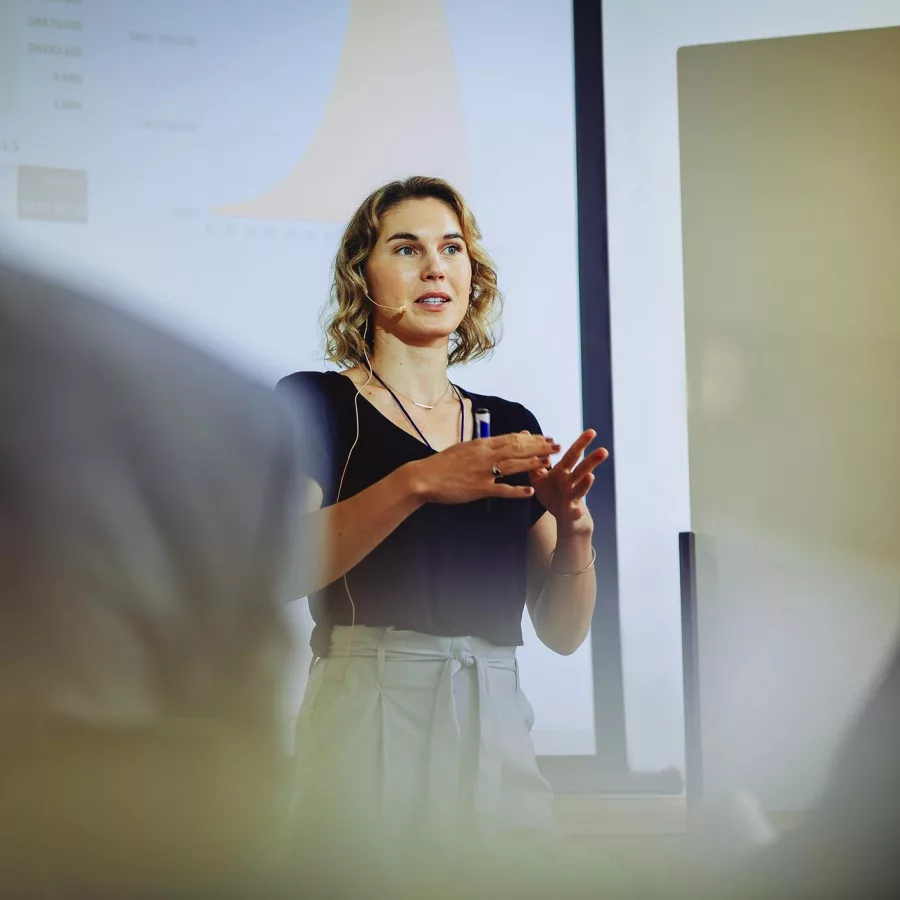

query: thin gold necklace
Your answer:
[374,376,452,410]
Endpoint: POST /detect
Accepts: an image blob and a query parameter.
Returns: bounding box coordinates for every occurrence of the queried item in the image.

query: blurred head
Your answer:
[324,176,502,367]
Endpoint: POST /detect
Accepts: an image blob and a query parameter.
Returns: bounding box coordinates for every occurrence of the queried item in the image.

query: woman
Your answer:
[279,176,608,863]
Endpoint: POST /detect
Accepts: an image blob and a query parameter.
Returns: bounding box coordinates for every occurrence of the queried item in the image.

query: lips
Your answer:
[415,292,451,306]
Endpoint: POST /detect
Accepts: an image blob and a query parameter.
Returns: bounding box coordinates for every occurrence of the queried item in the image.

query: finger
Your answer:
[570,446,609,481]
[555,430,597,473]
[509,434,560,456]
[491,434,560,457]
[571,472,595,501]
[487,431,559,450]
[494,455,552,478]
[489,483,538,500]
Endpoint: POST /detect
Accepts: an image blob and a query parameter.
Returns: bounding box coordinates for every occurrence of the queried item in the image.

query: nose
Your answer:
[421,248,446,282]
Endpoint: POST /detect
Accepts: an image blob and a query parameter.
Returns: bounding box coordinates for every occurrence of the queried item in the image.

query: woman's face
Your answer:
[363,197,473,344]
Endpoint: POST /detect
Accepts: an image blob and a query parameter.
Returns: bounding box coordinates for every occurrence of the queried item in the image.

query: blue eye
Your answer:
[445,244,463,255]
[396,246,415,256]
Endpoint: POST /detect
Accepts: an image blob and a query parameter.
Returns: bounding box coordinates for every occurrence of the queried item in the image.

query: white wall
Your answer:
[604,0,900,807]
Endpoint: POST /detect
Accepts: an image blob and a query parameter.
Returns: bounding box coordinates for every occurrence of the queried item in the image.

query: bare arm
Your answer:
[297,463,424,597]
[523,429,607,655]
[294,432,559,598]
[525,512,596,655]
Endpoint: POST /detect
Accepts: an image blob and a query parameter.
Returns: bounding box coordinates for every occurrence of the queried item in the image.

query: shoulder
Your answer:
[276,370,348,412]
[460,388,544,435]
[274,373,344,488]
[276,370,343,396]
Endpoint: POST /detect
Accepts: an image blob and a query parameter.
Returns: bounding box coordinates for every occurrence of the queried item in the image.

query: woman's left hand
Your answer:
[527,430,609,535]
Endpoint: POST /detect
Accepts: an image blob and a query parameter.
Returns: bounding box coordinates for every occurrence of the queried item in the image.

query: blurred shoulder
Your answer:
[276,370,346,401]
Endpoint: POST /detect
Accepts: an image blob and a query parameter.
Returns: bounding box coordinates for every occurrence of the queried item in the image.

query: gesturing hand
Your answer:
[527,430,608,535]
[411,433,562,505]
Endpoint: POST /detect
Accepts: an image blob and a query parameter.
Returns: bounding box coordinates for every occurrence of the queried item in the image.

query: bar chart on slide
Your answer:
[1,0,472,232]
[216,0,470,224]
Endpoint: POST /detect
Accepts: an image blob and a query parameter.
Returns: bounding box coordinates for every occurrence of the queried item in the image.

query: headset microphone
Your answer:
[368,298,407,315]
[359,265,406,315]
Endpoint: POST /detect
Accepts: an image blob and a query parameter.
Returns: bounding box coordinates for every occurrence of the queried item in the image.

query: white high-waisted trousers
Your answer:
[292,626,557,861]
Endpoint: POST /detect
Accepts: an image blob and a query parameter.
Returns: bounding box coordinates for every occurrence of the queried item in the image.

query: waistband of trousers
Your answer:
[327,625,517,663]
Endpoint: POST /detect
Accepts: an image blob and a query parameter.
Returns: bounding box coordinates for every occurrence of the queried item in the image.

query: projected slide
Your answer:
[1,1,591,757]
[218,0,470,223]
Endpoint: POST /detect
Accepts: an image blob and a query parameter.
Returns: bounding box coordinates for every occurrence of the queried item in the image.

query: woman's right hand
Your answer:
[406,433,561,505]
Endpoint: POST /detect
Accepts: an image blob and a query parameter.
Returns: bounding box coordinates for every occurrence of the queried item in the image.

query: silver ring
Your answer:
[492,464,502,477]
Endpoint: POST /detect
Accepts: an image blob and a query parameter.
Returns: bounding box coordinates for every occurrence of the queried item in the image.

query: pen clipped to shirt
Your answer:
[475,408,491,440]
[476,408,492,513]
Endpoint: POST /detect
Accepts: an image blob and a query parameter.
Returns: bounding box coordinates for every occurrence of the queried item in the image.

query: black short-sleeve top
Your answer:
[276,371,548,655]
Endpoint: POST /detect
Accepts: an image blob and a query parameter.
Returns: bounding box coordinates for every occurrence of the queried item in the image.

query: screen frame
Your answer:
[535,0,684,795]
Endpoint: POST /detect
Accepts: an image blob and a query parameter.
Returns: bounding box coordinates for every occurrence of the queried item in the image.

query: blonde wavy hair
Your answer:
[323,175,503,368]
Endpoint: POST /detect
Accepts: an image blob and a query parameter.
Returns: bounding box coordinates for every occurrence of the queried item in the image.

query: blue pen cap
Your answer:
[474,408,491,439]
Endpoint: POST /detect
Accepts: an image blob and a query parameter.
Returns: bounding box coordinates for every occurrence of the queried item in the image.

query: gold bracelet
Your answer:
[547,545,597,577]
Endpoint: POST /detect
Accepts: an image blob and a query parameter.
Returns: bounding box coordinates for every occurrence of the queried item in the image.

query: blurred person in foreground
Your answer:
[721,637,900,900]
[0,254,317,898]
[605,636,900,900]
